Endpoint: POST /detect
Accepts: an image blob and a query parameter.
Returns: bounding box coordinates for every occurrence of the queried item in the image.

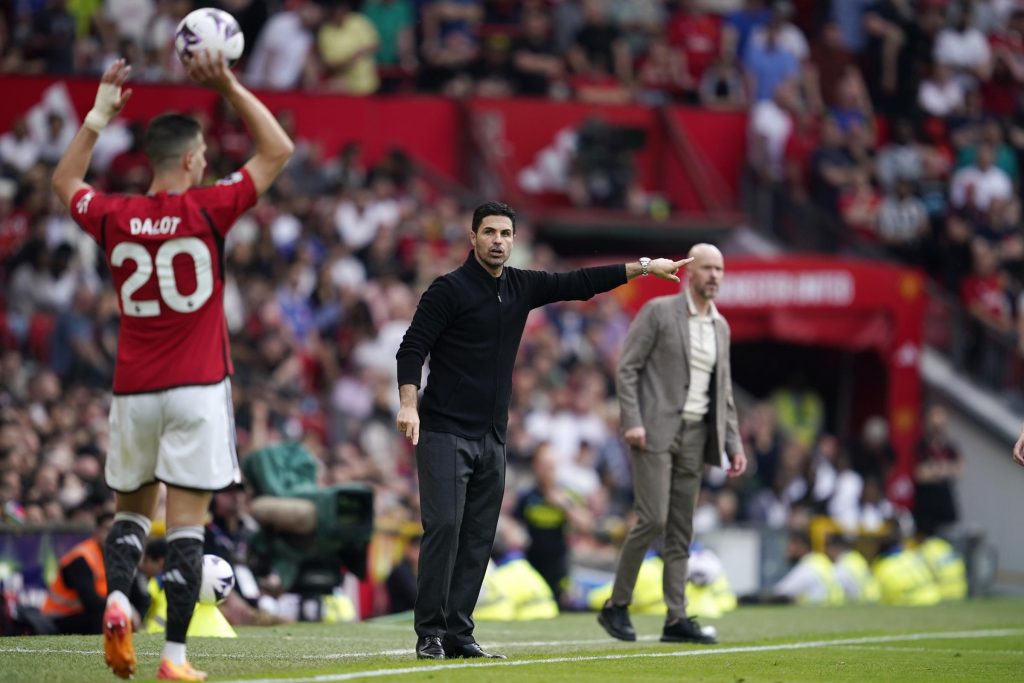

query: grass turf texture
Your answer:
[1,599,1021,682]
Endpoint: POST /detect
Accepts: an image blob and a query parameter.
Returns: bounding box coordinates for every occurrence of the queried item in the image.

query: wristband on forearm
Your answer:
[83,82,121,132]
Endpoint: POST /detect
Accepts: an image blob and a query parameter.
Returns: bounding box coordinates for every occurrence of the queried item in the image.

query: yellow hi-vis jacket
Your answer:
[476,557,559,621]
[835,550,881,603]
[918,538,967,601]
[801,552,846,606]
[587,556,667,615]
[874,547,942,606]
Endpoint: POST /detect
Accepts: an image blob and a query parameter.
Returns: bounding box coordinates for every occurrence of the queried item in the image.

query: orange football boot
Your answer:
[102,601,136,679]
[156,658,208,681]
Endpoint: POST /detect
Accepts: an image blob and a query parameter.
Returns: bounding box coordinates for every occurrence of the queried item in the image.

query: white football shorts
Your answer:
[106,378,240,493]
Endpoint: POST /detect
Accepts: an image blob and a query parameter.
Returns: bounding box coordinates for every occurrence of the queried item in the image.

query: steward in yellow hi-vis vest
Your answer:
[773,532,844,606]
[916,536,967,601]
[874,545,941,606]
[825,536,880,603]
[475,553,559,621]
[774,552,845,605]
[588,550,738,618]
[588,554,667,615]
[834,550,881,603]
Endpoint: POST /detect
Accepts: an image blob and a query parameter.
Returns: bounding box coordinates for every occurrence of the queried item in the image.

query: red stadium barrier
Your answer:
[1,75,748,213]
[0,74,462,178]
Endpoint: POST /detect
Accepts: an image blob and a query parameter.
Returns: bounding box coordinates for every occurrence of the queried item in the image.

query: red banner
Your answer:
[2,75,748,212]
[0,74,461,177]
[618,257,926,507]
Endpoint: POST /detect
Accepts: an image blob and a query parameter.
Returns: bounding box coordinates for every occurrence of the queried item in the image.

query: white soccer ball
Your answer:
[175,8,244,66]
[199,554,235,605]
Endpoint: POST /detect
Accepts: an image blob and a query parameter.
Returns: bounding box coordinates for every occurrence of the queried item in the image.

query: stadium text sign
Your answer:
[716,271,855,308]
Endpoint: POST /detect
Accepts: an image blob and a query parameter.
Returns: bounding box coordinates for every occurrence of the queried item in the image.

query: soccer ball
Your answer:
[199,554,235,605]
[175,8,244,66]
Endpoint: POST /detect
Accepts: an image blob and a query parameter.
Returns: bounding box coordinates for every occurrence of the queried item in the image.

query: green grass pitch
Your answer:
[1,599,1021,682]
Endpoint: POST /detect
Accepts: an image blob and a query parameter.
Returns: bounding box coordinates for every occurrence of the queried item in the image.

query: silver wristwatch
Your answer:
[639,257,651,276]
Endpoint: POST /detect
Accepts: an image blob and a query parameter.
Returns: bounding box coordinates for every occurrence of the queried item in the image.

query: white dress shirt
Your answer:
[683,290,720,420]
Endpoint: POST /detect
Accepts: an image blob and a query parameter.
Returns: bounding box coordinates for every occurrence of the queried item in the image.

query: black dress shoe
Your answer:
[660,617,717,644]
[416,635,446,659]
[443,640,507,659]
[597,603,636,642]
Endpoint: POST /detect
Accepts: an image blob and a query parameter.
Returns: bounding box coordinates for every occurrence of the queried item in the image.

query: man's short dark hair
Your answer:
[471,201,516,234]
[143,114,202,170]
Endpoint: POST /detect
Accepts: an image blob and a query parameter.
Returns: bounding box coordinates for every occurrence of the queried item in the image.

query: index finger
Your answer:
[412,423,419,446]
[674,257,694,268]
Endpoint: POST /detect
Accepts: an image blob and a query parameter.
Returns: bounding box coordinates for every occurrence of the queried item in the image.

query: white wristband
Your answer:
[83,82,121,132]
[83,109,109,133]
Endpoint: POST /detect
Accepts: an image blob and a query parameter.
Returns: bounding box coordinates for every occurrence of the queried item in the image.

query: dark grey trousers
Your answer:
[611,419,707,620]
[414,429,505,644]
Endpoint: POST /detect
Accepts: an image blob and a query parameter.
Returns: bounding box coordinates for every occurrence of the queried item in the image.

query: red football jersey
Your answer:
[70,170,257,394]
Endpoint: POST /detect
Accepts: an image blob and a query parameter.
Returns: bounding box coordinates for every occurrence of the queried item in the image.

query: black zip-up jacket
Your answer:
[397,250,627,441]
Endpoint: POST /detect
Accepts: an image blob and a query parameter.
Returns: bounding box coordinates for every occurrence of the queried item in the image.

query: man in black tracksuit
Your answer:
[396,201,691,660]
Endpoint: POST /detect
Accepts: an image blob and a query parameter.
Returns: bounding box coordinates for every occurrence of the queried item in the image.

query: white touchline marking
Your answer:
[836,645,1024,656]
[0,636,663,661]
[2,628,1020,670]
[215,629,1024,683]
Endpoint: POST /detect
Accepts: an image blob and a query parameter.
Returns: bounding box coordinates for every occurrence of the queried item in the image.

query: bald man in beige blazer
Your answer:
[598,243,747,645]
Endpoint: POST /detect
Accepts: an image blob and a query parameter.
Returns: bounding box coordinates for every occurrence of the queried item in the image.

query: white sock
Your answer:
[162,641,187,665]
[107,590,131,614]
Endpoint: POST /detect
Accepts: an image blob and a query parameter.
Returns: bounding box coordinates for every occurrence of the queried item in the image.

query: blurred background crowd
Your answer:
[5,0,1010,618]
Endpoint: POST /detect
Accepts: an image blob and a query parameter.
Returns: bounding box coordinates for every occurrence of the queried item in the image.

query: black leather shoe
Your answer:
[660,617,717,644]
[416,636,446,659]
[597,603,636,642]
[443,640,507,659]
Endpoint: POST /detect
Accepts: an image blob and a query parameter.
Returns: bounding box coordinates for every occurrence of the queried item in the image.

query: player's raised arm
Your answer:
[184,50,294,195]
[52,59,133,208]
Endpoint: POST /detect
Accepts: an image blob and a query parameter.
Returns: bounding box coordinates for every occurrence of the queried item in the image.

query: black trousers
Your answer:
[414,429,505,644]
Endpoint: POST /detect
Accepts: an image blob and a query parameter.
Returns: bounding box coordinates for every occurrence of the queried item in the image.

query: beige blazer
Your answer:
[616,293,744,465]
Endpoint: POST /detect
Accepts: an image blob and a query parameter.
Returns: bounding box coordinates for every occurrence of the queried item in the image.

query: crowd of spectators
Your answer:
[0,0,975,615]
[739,0,1024,377]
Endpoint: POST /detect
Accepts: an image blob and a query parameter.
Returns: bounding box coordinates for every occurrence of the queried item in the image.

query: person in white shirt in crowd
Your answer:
[0,118,41,174]
[246,0,324,90]
[918,63,967,118]
[950,142,1013,212]
[747,1,808,62]
[933,8,991,86]
[334,184,401,252]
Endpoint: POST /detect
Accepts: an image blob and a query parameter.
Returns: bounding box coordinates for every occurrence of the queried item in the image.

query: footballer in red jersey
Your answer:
[69,170,255,395]
[52,53,293,681]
